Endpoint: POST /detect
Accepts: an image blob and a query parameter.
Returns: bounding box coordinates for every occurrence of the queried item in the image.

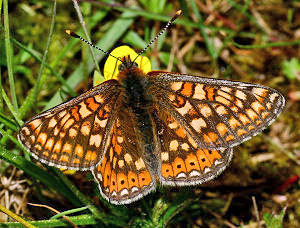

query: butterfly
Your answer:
[17,11,285,205]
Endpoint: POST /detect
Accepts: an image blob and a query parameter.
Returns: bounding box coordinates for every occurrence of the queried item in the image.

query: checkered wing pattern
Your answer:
[149,72,285,150]
[18,80,122,170]
[152,108,233,185]
[92,108,156,204]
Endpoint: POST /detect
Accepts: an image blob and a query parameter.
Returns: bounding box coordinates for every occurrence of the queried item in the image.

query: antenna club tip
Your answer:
[65,29,80,38]
[65,29,72,35]
[176,9,183,16]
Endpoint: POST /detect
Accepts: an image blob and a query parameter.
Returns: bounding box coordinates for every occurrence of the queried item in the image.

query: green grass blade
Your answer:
[3,0,18,110]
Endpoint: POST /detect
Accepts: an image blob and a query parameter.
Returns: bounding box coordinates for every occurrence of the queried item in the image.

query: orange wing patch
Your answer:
[92,110,155,205]
[17,80,121,170]
[151,108,233,185]
[150,76,285,149]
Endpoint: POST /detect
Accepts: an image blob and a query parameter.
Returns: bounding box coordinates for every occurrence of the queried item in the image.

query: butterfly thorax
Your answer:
[117,57,158,172]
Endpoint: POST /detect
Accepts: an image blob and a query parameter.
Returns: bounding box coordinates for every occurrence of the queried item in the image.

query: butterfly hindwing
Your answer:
[152,108,233,185]
[18,80,122,170]
[92,108,156,204]
[149,72,285,150]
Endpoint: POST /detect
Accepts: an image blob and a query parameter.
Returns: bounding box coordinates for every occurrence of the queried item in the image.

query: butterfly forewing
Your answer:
[149,72,285,150]
[152,108,233,185]
[92,108,156,204]
[18,80,122,170]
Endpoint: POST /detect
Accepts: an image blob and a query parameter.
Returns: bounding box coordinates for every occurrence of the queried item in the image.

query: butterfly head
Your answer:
[103,46,151,80]
[118,55,139,72]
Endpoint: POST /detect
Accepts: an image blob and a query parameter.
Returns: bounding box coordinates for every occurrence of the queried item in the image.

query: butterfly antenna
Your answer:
[132,9,182,63]
[65,29,122,62]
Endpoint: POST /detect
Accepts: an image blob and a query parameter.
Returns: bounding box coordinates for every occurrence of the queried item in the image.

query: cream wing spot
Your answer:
[95,115,108,128]
[53,126,60,136]
[89,134,102,148]
[193,84,206,100]
[246,109,258,121]
[117,136,124,143]
[53,140,62,153]
[177,101,192,115]
[221,87,232,93]
[60,113,71,126]
[118,160,124,168]
[251,101,265,113]
[235,90,247,100]
[216,123,228,136]
[168,121,178,129]
[252,88,268,97]
[21,126,30,136]
[45,138,54,151]
[215,105,228,115]
[94,94,104,103]
[169,140,179,151]
[188,137,198,148]
[170,81,183,91]
[181,143,190,151]
[124,153,133,164]
[120,189,129,196]
[190,118,207,132]
[189,170,201,177]
[269,93,279,102]
[37,133,47,146]
[215,96,231,106]
[176,173,187,178]
[48,118,57,128]
[62,142,72,154]
[79,102,92,119]
[81,121,91,136]
[58,110,67,118]
[63,118,75,130]
[135,158,146,170]
[29,119,42,129]
[30,135,35,143]
[75,144,83,157]
[235,99,244,109]
[109,147,113,162]
[69,127,78,138]
[217,90,232,100]
[161,152,169,161]
[199,104,213,117]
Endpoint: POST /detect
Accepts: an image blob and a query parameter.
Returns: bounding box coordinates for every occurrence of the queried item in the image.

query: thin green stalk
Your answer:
[233,40,300,49]
[50,206,91,220]
[0,204,36,228]
[12,38,77,97]
[189,0,218,60]
[0,113,18,131]
[19,0,57,119]
[3,0,18,110]
[1,89,23,126]
[72,0,101,74]
[1,214,97,227]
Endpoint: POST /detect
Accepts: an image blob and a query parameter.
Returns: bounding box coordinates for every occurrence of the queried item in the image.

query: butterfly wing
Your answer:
[18,80,122,170]
[149,72,285,150]
[92,108,156,205]
[151,108,233,185]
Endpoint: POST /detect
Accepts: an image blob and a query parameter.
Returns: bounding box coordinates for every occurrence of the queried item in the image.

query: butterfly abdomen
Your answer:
[118,66,158,171]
